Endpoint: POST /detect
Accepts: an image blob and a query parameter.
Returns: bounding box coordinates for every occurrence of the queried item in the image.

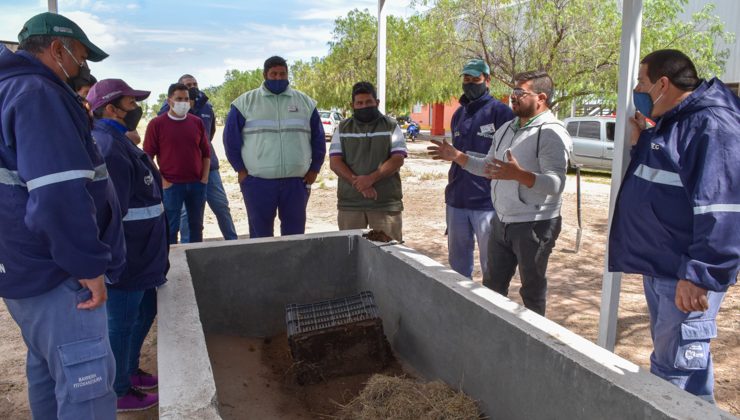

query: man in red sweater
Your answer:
[144,83,210,243]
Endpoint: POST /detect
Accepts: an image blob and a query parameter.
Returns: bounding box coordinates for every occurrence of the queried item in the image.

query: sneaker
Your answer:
[130,368,158,390]
[117,387,158,412]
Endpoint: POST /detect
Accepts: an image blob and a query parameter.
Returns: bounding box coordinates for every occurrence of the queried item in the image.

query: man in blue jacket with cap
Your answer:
[0,12,125,419]
[88,78,169,412]
[446,58,513,281]
[610,49,739,403]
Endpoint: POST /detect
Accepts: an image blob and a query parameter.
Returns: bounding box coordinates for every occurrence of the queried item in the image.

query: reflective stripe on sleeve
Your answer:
[26,169,95,191]
[633,164,683,187]
[123,203,164,222]
[25,164,109,191]
[693,204,740,215]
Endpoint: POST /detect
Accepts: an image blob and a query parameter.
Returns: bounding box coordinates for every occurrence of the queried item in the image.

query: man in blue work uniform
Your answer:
[160,74,238,242]
[0,13,125,419]
[610,49,739,402]
[224,56,326,238]
[446,59,514,280]
[88,79,169,412]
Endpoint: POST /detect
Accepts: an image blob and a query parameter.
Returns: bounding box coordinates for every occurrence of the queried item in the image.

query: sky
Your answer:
[0,0,418,100]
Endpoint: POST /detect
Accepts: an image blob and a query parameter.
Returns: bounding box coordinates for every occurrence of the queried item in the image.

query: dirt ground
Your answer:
[0,136,737,419]
[206,333,407,419]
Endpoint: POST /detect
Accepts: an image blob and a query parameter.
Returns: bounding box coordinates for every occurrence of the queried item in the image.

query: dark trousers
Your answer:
[484,216,562,316]
[239,176,309,238]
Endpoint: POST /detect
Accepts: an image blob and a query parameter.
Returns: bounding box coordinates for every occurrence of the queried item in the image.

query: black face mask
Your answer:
[68,64,92,92]
[120,106,144,131]
[462,82,488,101]
[354,106,381,123]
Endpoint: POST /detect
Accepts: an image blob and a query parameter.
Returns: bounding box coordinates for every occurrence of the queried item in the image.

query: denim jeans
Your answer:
[106,287,145,396]
[162,182,207,244]
[4,279,116,419]
[127,288,157,374]
[446,205,494,280]
[180,169,237,243]
[486,216,562,316]
[643,276,726,402]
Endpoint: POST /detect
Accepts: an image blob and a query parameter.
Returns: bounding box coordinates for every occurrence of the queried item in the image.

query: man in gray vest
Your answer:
[329,81,407,241]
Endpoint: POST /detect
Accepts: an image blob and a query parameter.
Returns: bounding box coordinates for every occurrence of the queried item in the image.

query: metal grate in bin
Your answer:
[286,291,380,337]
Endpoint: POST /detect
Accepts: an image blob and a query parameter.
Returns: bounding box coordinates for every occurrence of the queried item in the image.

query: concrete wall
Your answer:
[185,234,358,336]
[158,231,737,420]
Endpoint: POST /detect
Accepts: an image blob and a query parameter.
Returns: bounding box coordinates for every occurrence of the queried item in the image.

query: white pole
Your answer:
[597,0,643,350]
[48,0,58,13]
[377,0,387,114]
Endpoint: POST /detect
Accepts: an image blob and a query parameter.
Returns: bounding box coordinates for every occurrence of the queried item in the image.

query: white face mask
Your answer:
[171,101,190,117]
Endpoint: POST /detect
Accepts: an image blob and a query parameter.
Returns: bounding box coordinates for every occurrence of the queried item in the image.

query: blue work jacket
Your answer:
[0,46,125,298]
[609,78,740,292]
[93,119,168,291]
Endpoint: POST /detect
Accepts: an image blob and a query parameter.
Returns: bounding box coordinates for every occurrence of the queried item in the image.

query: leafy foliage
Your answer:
[203,1,731,117]
[420,0,731,111]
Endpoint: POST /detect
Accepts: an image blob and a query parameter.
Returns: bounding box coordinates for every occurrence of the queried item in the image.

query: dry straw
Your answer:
[336,374,482,420]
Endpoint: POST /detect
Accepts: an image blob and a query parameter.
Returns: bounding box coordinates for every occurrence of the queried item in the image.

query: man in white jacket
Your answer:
[429,70,571,316]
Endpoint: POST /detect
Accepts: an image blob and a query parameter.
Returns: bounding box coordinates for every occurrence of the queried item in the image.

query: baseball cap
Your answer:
[461,59,490,77]
[18,12,108,62]
[86,79,150,111]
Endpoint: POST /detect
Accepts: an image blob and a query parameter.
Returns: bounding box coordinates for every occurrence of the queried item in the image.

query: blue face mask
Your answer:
[265,79,289,94]
[633,83,662,118]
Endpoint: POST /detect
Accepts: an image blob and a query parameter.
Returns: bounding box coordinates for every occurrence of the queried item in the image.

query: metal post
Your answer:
[575,166,582,253]
[597,0,643,350]
[48,0,58,13]
[377,0,387,114]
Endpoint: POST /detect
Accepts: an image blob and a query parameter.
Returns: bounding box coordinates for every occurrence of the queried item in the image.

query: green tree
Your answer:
[291,9,460,115]
[207,68,264,119]
[419,0,732,111]
[150,93,167,119]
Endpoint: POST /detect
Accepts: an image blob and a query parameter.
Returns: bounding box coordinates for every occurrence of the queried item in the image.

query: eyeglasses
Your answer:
[511,88,538,98]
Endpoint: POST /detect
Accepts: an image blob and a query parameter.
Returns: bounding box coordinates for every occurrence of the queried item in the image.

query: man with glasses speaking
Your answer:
[429,71,571,316]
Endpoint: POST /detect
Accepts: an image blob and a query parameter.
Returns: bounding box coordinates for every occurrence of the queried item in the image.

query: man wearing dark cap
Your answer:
[88,79,168,412]
[0,12,124,419]
[224,56,326,238]
[446,59,514,281]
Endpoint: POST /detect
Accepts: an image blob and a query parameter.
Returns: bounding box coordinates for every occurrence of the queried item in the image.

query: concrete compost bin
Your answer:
[158,231,736,420]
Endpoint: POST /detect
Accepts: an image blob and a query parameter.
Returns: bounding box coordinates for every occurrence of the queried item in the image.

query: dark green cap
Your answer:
[461,58,490,77]
[18,12,108,62]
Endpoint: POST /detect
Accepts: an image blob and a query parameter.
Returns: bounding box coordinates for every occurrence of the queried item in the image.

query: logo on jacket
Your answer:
[477,123,497,139]
[651,143,661,150]
[144,173,154,186]
[0,263,5,274]
[454,131,461,138]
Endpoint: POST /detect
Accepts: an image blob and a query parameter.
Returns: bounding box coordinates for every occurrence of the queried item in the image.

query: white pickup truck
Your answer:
[564,116,616,171]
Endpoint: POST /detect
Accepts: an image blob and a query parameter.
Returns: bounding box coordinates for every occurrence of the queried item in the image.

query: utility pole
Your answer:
[377,0,387,114]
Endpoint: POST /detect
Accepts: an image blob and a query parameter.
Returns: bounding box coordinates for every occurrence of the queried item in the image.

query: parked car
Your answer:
[564,116,617,171]
[319,110,343,140]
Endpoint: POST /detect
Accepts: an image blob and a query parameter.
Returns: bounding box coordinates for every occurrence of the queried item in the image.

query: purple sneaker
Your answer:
[130,368,158,390]
[117,387,158,412]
